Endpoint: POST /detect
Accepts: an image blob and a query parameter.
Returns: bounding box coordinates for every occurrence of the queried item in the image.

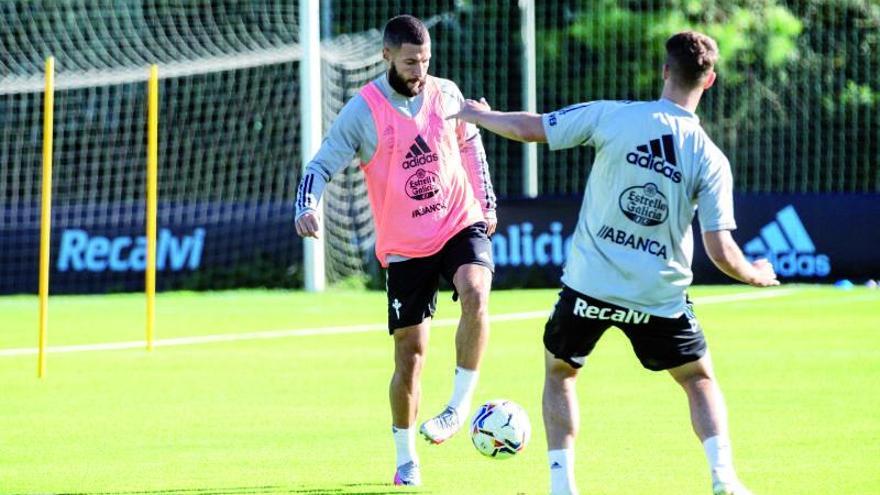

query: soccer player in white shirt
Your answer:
[450,31,778,495]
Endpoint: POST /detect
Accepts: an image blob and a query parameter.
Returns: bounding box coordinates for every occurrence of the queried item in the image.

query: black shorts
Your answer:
[385,222,494,333]
[543,285,706,371]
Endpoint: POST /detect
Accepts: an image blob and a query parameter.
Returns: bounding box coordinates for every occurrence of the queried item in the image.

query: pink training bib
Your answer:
[359,76,484,267]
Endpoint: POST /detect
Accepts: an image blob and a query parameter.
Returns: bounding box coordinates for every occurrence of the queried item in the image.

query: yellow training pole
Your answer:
[146,64,159,351]
[38,56,55,378]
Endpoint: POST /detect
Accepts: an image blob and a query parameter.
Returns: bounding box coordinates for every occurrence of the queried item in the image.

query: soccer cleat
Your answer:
[393,460,421,486]
[713,481,754,495]
[419,405,465,444]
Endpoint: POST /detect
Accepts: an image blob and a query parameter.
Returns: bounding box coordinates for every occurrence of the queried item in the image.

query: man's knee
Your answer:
[458,283,489,312]
[669,356,716,389]
[545,351,578,385]
[454,265,491,311]
[394,327,428,375]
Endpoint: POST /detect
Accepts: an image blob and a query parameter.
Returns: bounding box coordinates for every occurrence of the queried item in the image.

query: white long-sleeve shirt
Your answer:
[296,73,496,220]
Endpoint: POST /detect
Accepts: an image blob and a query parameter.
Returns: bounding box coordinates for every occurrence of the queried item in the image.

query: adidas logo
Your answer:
[626,134,682,183]
[402,134,438,169]
[743,205,830,277]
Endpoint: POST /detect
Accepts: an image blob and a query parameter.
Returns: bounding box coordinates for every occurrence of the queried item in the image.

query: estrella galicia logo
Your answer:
[405,168,441,200]
[619,183,668,226]
[626,134,682,183]
[402,134,438,169]
[743,205,830,278]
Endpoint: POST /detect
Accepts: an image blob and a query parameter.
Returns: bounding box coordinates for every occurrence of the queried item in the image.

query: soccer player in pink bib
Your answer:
[294,15,497,486]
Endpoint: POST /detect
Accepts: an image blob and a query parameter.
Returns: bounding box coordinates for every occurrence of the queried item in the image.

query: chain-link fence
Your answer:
[325,0,879,195]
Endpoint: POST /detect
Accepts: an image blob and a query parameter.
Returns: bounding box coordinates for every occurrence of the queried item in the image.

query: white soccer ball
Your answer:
[470,399,531,459]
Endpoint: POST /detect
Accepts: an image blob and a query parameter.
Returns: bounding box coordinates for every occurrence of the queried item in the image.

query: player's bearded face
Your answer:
[386,43,431,97]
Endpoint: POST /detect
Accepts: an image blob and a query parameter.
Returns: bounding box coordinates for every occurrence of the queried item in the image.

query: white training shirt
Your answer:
[542,98,736,318]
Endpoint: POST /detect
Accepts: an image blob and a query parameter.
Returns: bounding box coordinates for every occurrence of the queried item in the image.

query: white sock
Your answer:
[392,426,418,467]
[548,448,578,495]
[703,435,737,486]
[447,366,479,416]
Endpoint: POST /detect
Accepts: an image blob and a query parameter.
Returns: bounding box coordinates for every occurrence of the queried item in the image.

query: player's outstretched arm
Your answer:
[448,98,547,143]
[702,230,780,287]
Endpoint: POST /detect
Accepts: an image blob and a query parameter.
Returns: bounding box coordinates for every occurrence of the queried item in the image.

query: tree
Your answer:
[535,0,879,192]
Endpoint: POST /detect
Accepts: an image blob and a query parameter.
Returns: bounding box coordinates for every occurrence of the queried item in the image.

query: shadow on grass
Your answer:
[20,483,423,495]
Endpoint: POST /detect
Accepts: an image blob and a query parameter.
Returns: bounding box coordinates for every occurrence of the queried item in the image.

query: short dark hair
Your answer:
[383,15,429,48]
[665,31,718,88]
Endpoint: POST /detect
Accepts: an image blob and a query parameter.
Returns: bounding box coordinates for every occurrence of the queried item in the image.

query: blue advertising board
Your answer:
[0,202,300,294]
[490,194,880,287]
[1,195,876,294]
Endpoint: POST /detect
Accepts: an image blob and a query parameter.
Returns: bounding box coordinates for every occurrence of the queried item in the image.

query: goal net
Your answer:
[0,1,389,294]
[0,1,524,294]
[320,30,385,287]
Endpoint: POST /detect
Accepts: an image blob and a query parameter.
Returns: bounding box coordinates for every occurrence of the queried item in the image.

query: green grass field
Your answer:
[1,286,878,495]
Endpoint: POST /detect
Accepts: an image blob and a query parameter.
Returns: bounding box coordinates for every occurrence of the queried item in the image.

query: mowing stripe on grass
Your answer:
[0,288,797,357]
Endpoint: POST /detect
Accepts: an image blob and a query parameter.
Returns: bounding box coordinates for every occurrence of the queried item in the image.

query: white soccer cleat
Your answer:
[713,481,754,495]
[419,405,465,444]
[393,460,421,486]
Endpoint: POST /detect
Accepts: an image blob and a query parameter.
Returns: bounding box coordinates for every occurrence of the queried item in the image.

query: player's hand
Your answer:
[295,210,321,239]
[748,258,780,287]
[448,97,492,124]
[484,214,497,236]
